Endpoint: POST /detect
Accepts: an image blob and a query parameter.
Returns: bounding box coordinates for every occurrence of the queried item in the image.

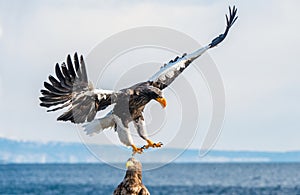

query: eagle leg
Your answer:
[142,139,163,149]
[131,144,144,155]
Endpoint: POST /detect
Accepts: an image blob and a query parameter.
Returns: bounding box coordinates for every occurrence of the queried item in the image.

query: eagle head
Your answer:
[142,86,167,108]
[126,157,142,171]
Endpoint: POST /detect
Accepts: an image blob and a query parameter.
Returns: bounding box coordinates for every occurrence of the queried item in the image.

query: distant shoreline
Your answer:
[1,137,300,163]
[2,162,300,166]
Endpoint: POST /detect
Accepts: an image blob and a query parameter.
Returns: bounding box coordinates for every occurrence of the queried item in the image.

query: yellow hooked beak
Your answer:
[126,161,134,168]
[155,97,167,108]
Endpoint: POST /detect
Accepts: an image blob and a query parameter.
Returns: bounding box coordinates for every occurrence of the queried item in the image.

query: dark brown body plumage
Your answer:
[114,158,150,195]
[112,82,161,127]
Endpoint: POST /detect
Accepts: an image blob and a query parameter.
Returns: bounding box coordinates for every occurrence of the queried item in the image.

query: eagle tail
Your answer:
[83,112,115,136]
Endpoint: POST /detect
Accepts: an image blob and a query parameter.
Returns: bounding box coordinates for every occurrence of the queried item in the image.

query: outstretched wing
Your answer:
[149,6,238,90]
[148,48,208,90]
[39,53,116,123]
[209,6,238,48]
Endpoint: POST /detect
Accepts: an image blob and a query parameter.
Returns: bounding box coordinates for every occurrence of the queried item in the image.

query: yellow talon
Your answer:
[131,145,143,155]
[142,140,163,149]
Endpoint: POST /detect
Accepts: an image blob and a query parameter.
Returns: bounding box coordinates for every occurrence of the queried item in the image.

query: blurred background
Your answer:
[0,0,299,163]
[1,1,300,194]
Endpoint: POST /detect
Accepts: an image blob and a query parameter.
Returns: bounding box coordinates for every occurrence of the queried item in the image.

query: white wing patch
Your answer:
[149,45,210,89]
[83,111,115,136]
[149,58,187,83]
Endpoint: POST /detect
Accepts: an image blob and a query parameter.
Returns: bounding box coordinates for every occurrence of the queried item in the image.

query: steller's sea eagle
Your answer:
[40,6,237,155]
[113,158,149,195]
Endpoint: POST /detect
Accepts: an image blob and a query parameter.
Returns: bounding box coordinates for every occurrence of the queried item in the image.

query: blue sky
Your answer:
[0,1,299,152]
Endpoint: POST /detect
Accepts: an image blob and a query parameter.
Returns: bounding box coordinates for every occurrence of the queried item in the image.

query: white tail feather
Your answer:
[83,120,102,136]
[82,113,115,136]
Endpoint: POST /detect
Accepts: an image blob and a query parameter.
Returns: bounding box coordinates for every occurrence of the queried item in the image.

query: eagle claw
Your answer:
[131,145,144,155]
[142,141,163,150]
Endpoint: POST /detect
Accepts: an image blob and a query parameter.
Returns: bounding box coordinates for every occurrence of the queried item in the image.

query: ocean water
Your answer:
[1,163,300,195]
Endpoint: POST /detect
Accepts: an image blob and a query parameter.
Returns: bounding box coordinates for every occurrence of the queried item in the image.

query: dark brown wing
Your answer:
[138,184,150,195]
[39,53,116,123]
[209,6,238,48]
[113,180,149,195]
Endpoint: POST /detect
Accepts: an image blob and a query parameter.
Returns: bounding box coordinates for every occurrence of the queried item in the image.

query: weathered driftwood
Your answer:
[113,158,150,195]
